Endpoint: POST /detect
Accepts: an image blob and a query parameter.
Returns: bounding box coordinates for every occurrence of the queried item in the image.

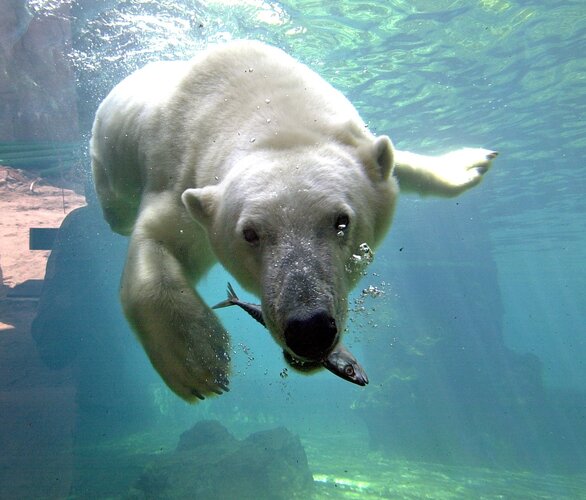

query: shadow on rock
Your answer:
[131,420,314,499]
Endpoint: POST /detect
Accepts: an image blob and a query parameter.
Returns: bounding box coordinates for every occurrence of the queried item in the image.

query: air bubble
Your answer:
[362,284,384,298]
[359,242,372,255]
[345,242,374,275]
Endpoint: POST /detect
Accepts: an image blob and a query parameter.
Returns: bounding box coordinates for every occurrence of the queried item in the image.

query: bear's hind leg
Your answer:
[121,224,230,402]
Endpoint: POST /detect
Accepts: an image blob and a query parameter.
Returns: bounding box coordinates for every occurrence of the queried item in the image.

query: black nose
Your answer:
[284,309,337,360]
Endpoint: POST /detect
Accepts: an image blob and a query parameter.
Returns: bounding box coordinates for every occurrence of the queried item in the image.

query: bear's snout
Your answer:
[284,309,338,360]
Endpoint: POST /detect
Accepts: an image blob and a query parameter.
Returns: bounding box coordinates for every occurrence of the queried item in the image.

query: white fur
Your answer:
[91,40,497,401]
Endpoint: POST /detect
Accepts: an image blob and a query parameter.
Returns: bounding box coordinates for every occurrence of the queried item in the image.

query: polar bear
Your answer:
[91,40,497,402]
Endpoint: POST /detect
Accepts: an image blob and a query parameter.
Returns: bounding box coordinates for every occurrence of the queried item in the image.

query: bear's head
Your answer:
[182,135,398,365]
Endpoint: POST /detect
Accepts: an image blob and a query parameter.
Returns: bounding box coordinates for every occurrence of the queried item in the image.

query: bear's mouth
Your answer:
[212,283,368,385]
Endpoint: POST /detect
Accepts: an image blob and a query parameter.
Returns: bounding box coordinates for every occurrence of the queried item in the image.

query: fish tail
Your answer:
[226,282,238,300]
[212,282,238,309]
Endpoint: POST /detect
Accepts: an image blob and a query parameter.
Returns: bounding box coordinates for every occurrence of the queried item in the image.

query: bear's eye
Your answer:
[242,227,260,245]
[335,213,350,232]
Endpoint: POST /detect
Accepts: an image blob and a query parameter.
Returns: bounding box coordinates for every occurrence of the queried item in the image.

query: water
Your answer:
[1,0,585,498]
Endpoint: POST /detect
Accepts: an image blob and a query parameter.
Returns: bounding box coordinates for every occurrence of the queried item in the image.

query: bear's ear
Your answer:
[371,135,394,180]
[181,186,220,225]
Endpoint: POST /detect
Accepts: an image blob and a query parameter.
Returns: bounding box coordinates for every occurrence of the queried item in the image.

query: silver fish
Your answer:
[213,282,369,386]
[213,282,266,327]
[322,343,369,386]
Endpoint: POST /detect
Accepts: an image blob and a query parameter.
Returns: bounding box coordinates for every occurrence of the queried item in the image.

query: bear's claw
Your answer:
[191,389,205,400]
[476,151,498,174]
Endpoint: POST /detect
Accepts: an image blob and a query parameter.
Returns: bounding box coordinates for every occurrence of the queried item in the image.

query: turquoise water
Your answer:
[2,0,585,498]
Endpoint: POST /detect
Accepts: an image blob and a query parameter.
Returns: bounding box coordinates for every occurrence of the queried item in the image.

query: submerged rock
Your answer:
[132,421,314,499]
[176,419,238,452]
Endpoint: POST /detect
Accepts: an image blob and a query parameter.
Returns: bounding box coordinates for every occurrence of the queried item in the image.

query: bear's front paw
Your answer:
[143,320,231,402]
[179,331,231,402]
[182,341,231,401]
[435,148,498,195]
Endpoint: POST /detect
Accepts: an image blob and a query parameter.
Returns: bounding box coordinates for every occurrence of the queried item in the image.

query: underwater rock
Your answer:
[0,0,79,141]
[176,419,238,452]
[132,421,314,499]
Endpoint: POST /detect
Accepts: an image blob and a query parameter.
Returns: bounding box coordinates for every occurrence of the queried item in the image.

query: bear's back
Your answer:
[91,41,366,234]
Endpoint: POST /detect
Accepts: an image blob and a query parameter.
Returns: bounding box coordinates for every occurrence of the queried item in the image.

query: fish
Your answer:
[322,343,369,386]
[213,282,266,327]
[213,282,369,386]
